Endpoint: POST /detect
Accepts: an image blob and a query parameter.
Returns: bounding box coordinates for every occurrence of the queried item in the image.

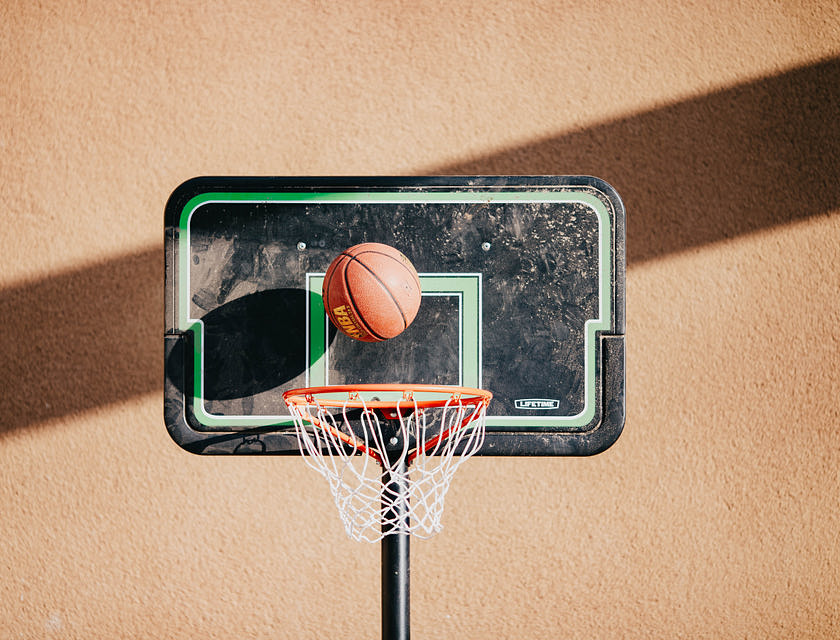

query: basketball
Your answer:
[323,243,422,342]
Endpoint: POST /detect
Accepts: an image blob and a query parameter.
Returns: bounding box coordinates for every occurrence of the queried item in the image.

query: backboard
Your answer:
[164,176,625,456]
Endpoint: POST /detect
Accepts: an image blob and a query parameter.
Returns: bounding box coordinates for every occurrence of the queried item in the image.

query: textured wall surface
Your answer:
[2,1,839,638]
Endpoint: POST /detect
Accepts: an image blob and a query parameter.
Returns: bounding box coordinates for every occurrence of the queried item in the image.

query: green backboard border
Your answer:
[176,190,611,431]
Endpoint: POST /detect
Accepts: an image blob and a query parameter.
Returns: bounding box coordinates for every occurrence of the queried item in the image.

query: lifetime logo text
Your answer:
[514,398,561,410]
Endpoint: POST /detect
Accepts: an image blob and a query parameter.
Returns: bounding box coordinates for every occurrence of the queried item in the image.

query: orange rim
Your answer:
[283,384,492,410]
[284,384,492,464]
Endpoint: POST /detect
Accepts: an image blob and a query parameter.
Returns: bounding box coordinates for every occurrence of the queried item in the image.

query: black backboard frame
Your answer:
[164,176,625,456]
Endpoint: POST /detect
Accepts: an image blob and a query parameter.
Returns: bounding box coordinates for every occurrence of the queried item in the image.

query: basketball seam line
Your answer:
[353,249,421,292]
[346,253,411,337]
[325,251,378,340]
[342,262,388,341]
[322,251,349,312]
[350,252,412,327]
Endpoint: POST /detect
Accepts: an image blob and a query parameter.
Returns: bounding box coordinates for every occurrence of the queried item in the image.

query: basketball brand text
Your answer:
[332,305,366,339]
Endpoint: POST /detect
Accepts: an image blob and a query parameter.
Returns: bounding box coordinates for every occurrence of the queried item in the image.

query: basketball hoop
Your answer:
[283,384,491,542]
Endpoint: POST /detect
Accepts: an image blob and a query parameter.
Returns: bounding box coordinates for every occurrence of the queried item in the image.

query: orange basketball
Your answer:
[323,243,422,342]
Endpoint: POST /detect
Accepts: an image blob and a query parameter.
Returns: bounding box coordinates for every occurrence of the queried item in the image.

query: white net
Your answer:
[284,386,489,543]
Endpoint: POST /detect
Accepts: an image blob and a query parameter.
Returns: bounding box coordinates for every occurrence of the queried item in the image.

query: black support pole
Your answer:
[381,457,410,640]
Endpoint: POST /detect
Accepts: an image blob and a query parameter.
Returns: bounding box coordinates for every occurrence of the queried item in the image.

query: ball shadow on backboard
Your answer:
[166,288,337,401]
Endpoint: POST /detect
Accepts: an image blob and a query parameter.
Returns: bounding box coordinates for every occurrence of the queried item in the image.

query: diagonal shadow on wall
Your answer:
[0,252,161,434]
[436,57,840,264]
[1,58,837,434]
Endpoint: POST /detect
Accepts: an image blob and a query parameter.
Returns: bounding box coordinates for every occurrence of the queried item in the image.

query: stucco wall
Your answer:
[2,2,838,638]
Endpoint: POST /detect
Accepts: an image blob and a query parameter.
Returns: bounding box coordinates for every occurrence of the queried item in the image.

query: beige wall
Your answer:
[2,1,839,637]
